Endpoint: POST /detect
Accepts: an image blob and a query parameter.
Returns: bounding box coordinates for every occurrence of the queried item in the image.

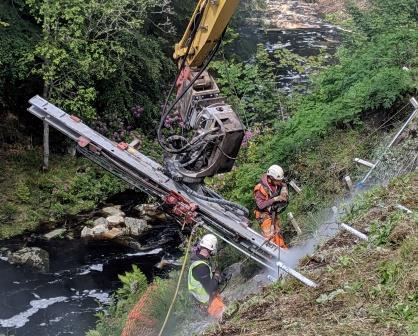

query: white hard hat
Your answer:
[267,165,284,180]
[199,234,218,252]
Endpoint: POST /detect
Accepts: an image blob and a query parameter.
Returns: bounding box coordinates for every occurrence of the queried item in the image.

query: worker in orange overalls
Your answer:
[253,165,289,249]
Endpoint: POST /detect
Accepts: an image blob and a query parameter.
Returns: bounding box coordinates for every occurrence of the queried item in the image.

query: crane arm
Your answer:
[173,0,240,69]
[160,0,243,182]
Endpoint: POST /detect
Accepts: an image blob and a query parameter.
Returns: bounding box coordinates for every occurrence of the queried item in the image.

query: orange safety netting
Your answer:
[121,284,158,336]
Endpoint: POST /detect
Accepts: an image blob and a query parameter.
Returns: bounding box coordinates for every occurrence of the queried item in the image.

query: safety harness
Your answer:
[253,180,282,220]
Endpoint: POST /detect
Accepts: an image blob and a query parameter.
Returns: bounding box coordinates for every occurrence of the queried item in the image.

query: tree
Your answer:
[0,1,39,112]
[25,0,173,123]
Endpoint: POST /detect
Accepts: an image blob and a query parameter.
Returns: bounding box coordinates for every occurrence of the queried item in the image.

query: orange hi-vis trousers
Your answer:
[207,294,225,319]
[260,214,288,249]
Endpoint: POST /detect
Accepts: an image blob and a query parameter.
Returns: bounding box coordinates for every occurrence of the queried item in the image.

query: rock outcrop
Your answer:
[80,204,153,244]
[8,247,50,273]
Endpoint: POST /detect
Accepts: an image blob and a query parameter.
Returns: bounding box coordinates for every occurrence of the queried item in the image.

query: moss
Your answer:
[0,147,125,238]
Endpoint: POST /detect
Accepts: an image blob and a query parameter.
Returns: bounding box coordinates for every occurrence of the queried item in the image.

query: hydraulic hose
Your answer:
[157,27,226,154]
[182,184,249,217]
[157,1,208,152]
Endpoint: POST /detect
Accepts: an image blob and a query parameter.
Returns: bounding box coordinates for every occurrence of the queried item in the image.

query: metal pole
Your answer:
[276,261,318,288]
[395,204,413,214]
[340,223,368,241]
[288,212,302,235]
[362,99,418,183]
[354,158,376,168]
[43,119,49,170]
[203,224,278,272]
[289,179,302,194]
[344,175,354,191]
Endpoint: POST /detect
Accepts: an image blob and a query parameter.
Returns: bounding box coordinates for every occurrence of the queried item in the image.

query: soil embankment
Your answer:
[203,172,418,335]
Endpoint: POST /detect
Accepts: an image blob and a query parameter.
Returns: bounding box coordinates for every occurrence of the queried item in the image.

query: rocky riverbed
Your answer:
[0,191,182,336]
[263,0,323,29]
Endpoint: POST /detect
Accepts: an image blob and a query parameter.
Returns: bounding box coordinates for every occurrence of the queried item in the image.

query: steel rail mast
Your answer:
[28,96,283,270]
[27,2,320,285]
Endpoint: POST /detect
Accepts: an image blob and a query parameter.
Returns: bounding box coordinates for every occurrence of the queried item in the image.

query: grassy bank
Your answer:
[0,146,125,238]
[203,172,418,335]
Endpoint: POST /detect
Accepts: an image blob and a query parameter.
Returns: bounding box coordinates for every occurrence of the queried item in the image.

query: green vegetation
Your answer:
[203,172,418,336]
[86,265,148,336]
[0,148,124,238]
[1,0,417,334]
[88,266,199,336]
[209,0,417,216]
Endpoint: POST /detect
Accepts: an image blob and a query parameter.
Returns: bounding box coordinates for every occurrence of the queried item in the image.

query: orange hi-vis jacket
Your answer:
[253,176,289,249]
[253,177,283,219]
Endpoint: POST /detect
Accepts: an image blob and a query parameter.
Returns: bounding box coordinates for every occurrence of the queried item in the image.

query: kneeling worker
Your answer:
[253,164,289,249]
[188,233,225,319]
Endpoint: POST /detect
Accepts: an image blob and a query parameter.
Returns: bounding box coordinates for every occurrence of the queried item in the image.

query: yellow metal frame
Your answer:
[174,0,240,68]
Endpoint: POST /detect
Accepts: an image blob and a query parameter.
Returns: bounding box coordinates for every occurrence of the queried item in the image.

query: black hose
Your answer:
[157,1,208,152]
[182,184,249,217]
[158,27,226,154]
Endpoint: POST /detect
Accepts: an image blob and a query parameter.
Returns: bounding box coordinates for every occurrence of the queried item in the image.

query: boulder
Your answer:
[9,247,49,273]
[44,228,66,240]
[222,271,271,302]
[107,215,125,227]
[136,204,167,220]
[102,206,125,217]
[124,217,149,236]
[92,224,107,235]
[81,226,93,238]
[223,262,242,282]
[102,227,124,239]
[93,217,109,227]
[114,237,144,250]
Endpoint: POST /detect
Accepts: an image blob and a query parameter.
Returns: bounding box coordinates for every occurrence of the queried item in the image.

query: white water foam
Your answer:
[77,263,104,275]
[125,247,163,256]
[70,289,110,304]
[0,296,68,328]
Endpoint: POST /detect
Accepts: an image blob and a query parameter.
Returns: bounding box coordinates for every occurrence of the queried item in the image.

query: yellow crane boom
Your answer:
[173,0,240,68]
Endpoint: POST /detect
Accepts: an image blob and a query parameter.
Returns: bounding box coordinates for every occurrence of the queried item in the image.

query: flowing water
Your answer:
[0,192,182,336]
[0,241,163,336]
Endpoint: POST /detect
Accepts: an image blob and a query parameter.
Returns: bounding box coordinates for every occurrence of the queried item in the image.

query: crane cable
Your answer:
[157,2,227,155]
[157,0,208,152]
[157,35,225,154]
[157,225,199,336]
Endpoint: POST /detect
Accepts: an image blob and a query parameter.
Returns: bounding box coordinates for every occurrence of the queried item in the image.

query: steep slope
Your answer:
[203,172,418,336]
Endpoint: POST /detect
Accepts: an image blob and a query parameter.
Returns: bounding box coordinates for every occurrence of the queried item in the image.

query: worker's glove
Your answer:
[220,271,231,284]
[273,195,287,203]
[213,270,222,283]
[280,185,289,198]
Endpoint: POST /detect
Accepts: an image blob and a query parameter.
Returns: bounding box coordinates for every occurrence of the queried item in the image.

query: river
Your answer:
[0,194,182,336]
[0,2,341,335]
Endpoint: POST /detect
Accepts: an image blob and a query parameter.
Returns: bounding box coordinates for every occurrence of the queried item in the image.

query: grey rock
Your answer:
[135,204,167,220]
[92,224,107,235]
[44,228,66,240]
[222,270,271,302]
[81,226,93,238]
[9,247,49,273]
[102,206,125,217]
[124,217,149,236]
[113,237,143,251]
[107,215,124,227]
[93,217,109,227]
[223,262,242,282]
